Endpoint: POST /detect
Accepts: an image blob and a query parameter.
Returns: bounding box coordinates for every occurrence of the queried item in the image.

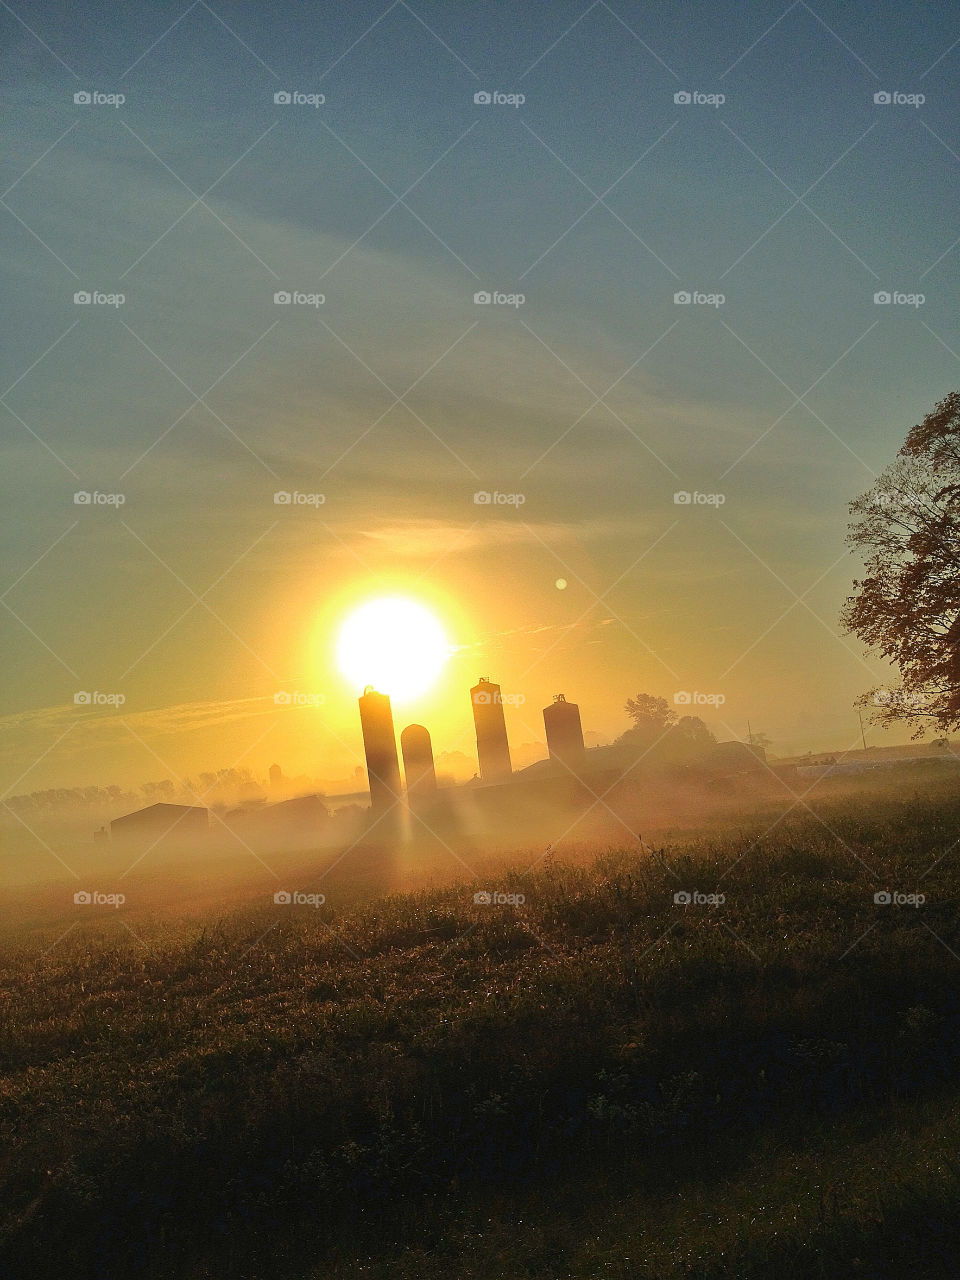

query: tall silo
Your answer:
[471,676,513,784]
[401,723,437,804]
[543,693,585,771]
[358,686,402,816]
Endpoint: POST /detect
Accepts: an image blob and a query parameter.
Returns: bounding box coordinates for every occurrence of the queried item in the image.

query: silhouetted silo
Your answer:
[471,676,513,783]
[358,686,402,816]
[543,693,585,771]
[401,724,437,804]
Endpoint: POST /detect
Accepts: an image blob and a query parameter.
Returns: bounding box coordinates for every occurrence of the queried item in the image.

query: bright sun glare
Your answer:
[337,597,451,702]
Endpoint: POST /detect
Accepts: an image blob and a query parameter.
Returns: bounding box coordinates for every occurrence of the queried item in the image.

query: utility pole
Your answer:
[858,709,867,752]
[747,718,753,745]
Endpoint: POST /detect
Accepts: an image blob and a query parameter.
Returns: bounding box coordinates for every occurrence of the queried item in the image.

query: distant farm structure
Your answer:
[97,678,762,850]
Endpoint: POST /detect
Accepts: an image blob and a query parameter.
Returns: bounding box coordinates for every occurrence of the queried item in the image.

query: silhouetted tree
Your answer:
[677,715,717,748]
[624,694,676,731]
[617,703,715,764]
[842,391,960,736]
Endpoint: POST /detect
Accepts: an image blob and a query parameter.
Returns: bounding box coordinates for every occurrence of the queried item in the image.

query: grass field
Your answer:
[2,762,960,1278]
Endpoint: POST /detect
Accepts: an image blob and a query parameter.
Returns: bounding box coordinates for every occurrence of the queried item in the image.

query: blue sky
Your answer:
[2,0,959,789]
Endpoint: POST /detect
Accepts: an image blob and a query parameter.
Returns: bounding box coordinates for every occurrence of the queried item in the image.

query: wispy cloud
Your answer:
[0,695,274,756]
[359,516,649,558]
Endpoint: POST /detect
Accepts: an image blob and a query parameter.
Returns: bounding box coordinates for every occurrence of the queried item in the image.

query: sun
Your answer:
[336,596,451,702]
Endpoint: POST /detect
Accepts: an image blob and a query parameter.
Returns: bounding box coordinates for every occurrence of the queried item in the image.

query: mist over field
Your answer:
[6,757,960,1280]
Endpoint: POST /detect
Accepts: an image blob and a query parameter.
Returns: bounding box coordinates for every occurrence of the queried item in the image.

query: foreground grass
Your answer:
[2,769,960,1278]
[322,1092,960,1279]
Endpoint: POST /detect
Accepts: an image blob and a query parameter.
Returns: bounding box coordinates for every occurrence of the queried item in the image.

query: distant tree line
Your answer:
[3,767,269,818]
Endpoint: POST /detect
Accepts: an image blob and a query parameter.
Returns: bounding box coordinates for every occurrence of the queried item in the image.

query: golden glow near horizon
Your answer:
[336,597,452,703]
